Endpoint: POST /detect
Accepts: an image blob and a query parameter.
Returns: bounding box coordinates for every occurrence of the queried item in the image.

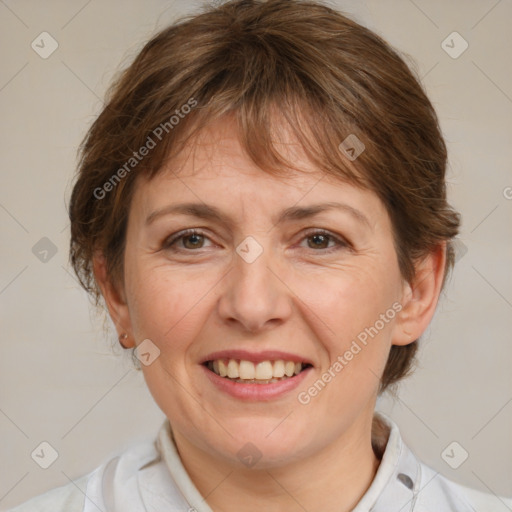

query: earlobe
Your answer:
[92,252,134,348]
[392,244,447,347]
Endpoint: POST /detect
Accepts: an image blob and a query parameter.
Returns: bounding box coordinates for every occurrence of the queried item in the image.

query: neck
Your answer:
[171,410,384,512]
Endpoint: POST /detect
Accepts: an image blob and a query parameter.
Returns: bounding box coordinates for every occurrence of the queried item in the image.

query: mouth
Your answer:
[202,358,313,384]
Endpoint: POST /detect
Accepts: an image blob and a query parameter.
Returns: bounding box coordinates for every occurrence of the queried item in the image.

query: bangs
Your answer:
[139,87,369,192]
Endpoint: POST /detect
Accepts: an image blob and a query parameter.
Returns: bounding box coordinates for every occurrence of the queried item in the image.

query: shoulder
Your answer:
[414,459,512,512]
[6,474,89,512]
[6,439,159,512]
[372,413,512,512]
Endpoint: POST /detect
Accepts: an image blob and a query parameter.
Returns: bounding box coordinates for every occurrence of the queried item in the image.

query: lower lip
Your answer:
[201,364,313,401]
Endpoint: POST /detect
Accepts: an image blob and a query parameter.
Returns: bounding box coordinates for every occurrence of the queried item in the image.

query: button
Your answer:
[397,473,414,490]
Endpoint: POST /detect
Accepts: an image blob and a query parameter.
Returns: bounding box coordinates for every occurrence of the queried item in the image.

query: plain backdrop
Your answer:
[1,0,511,509]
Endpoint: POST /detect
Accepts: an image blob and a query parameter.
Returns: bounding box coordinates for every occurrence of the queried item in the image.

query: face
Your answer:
[105,117,424,469]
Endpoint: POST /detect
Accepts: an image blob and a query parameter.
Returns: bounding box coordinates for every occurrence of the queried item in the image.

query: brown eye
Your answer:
[163,229,212,251]
[302,230,349,252]
[307,233,331,249]
[182,233,205,249]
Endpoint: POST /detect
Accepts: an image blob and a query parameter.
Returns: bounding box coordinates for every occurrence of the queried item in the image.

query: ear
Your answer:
[93,251,135,348]
[392,243,447,346]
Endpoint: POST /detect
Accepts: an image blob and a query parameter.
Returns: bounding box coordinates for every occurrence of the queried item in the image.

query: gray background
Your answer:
[1,0,511,509]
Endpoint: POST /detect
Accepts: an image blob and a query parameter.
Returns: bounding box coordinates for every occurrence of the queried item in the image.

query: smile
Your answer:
[204,358,313,384]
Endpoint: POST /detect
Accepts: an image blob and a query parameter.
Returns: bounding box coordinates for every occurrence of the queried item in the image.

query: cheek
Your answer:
[293,262,400,392]
[295,279,398,414]
[125,261,216,350]
[295,260,400,337]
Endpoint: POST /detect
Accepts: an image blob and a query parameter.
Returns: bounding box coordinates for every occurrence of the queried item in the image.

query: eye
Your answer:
[163,229,213,251]
[162,228,350,253]
[300,229,349,252]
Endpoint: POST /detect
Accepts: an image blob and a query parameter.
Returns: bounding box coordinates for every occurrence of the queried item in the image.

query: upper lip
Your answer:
[200,349,314,366]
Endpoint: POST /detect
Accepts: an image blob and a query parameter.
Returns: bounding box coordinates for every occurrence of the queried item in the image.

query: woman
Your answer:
[9,0,511,510]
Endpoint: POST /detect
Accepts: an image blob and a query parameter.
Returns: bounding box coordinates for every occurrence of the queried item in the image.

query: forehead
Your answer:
[144,115,347,187]
[131,116,385,224]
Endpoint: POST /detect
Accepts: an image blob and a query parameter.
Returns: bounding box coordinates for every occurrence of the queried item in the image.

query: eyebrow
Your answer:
[145,201,370,228]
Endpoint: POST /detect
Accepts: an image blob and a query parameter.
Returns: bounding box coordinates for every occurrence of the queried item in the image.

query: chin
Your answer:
[212,417,311,464]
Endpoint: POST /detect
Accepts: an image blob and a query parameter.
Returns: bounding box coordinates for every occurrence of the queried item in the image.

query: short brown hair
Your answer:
[69,0,460,392]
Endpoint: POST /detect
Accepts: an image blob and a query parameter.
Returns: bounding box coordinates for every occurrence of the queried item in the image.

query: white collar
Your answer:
[147,412,420,512]
[83,413,507,512]
[353,412,420,511]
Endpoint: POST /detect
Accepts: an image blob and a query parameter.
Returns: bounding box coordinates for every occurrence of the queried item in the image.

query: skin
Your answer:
[95,116,446,512]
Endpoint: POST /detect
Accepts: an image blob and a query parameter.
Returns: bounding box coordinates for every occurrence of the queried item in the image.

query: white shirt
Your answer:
[8,413,512,512]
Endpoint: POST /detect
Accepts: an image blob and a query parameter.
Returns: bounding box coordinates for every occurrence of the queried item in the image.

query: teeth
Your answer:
[218,359,228,377]
[273,360,285,378]
[208,358,307,381]
[285,361,295,377]
[227,359,239,379]
[239,360,255,379]
[255,361,273,380]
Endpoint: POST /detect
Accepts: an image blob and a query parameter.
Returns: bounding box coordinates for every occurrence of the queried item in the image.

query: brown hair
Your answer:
[69,0,460,393]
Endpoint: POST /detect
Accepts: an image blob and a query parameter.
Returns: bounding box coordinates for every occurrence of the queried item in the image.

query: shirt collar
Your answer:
[353,412,420,511]
[153,412,421,512]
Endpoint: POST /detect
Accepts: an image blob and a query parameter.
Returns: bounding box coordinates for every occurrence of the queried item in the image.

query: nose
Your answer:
[217,240,292,333]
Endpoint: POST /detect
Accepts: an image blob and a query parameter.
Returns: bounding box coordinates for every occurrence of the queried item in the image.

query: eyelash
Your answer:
[163,228,350,254]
